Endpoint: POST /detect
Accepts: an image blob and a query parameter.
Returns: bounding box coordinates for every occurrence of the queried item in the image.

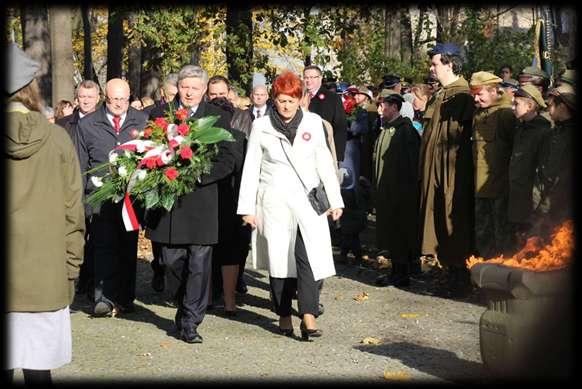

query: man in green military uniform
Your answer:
[518,66,552,125]
[538,85,575,225]
[372,93,421,287]
[418,43,475,296]
[508,84,552,245]
[469,71,517,258]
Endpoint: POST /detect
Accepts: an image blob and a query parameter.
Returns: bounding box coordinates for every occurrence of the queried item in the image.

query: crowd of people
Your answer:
[5,39,575,383]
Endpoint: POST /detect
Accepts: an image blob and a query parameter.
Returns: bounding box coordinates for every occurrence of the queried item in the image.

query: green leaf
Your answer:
[192,127,234,144]
[144,189,160,209]
[160,193,175,211]
[191,115,219,130]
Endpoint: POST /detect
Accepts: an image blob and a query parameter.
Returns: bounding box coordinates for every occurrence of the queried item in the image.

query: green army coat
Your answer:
[6,103,85,312]
[507,114,551,223]
[472,96,517,198]
[372,115,421,259]
[418,77,475,266]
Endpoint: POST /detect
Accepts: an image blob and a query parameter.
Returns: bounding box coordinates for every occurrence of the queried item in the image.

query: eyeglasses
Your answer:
[303,76,321,80]
[106,96,130,103]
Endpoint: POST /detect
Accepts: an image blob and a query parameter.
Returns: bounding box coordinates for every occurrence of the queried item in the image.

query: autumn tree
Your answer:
[20,5,51,105]
[49,6,74,103]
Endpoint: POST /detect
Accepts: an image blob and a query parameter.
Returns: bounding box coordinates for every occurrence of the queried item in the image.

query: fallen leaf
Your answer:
[361,337,382,345]
[334,294,343,300]
[383,370,410,380]
[400,313,420,319]
[353,291,369,302]
[159,341,171,349]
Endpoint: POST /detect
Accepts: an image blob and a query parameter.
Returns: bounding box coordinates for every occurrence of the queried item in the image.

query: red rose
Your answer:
[155,156,165,167]
[177,123,190,136]
[179,146,193,160]
[169,139,179,149]
[143,127,153,138]
[155,117,169,131]
[175,108,188,122]
[164,167,179,181]
[144,157,157,170]
[342,95,357,115]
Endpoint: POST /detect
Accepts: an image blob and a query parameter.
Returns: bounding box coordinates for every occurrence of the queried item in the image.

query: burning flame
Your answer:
[466,220,574,272]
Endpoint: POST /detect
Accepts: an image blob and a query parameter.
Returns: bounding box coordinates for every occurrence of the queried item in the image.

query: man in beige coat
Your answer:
[419,43,475,297]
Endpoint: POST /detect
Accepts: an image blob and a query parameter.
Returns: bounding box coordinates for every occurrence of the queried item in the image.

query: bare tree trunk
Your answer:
[127,11,142,98]
[106,6,124,80]
[21,5,51,106]
[81,4,96,82]
[49,6,74,104]
[400,8,413,64]
[226,6,253,91]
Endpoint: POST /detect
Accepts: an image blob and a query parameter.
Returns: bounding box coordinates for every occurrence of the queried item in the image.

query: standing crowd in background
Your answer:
[5,39,575,383]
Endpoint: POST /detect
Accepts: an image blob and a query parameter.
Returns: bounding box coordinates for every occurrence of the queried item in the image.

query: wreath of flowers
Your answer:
[85,107,233,212]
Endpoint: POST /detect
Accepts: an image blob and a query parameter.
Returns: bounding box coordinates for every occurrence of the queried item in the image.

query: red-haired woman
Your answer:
[237,70,344,340]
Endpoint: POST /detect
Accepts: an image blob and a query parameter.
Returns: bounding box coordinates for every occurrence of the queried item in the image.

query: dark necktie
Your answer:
[256,109,262,118]
[113,116,121,134]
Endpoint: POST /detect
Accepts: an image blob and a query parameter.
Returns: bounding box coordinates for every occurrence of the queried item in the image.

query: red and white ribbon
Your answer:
[122,193,140,231]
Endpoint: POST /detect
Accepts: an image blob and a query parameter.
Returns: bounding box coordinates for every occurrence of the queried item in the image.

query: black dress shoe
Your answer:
[279,327,294,337]
[93,301,113,317]
[118,303,135,314]
[224,310,237,317]
[180,328,203,344]
[151,273,165,292]
[300,321,323,341]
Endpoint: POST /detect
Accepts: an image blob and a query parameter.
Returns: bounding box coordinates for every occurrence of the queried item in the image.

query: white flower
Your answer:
[118,166,128,177]
[109,152,118,164]
[124,150,131,158]
[91,176,104,188]
[160,148,174,164]
[166,123,178,139]
[136,169,147,181]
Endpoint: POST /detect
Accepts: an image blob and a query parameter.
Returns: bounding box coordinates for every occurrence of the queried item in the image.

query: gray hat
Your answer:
[7,42,40,95]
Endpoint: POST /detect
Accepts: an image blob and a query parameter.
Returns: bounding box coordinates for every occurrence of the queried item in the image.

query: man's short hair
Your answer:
[208,75,231,89]
[164,72,179,87]
[75,80,100,97]
[178,65,208,85]
[303,65,322,75]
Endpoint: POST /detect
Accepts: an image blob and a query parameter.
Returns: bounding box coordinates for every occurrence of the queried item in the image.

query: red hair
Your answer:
[271,71,303,100]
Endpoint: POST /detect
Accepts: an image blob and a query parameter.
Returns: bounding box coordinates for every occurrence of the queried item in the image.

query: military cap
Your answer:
[470,71,503,87]
[520,66,549,80]
[381,74,401,89]
[379,88,398,98]
[548,85,576,111]
[559,69,576,86]
[500,79,519,89]
[427,42,461,57]
[515,84,547,108]
[383,93,405,105]
[6,42,40,95]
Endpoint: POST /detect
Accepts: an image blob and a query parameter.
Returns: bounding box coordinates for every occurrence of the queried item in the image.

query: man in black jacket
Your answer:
[56,79,102,299]
[146,65,242,344]
[77,78,148,317]
[304,65,348,162]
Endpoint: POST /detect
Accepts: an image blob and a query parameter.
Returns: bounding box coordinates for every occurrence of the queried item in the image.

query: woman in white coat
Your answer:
[237,71,343,340]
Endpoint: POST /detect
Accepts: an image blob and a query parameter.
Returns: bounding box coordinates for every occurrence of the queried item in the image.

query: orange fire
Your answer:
[466,220,574,272]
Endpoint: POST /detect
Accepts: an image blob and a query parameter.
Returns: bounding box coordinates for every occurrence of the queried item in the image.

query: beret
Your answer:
[6,42,40,95]
[427,42,461,57]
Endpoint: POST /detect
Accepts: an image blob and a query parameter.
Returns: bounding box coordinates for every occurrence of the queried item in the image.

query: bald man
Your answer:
[77,78,149,317]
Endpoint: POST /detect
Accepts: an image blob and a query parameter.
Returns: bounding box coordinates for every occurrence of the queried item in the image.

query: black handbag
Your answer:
[280,140,330,215]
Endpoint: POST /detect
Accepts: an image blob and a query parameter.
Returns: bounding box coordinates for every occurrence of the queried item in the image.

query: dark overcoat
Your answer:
[309,86,348,162]
[372,115,421,260]
[144,101,241,245]
[418,77,475,266]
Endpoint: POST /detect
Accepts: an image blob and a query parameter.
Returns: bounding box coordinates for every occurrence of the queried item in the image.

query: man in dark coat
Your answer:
[418,43,476,296]
[304,65,348,162]
[56,79,102,299]
[247,83,273,121]
[77,78,148,316]
[372,94,421,287]
[145,65,241,344]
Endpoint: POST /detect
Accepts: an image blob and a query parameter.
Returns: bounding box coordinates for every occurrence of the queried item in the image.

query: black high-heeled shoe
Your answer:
[278,327,294,337]
[300,321,323,341]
